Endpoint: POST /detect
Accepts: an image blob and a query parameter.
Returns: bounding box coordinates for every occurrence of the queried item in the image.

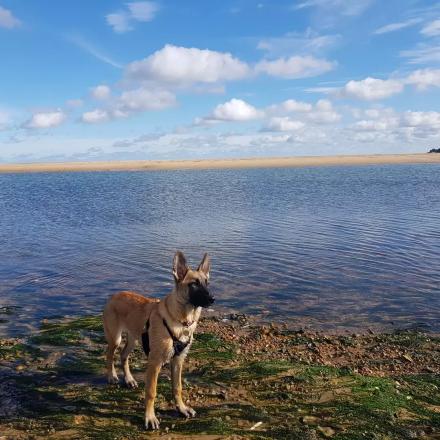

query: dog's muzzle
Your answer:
[188,284,215,308]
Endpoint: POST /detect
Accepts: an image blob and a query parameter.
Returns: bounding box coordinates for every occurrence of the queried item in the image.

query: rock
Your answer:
[73,415,86,425]
[302,415,319,425]
[318,426,336,437]
[402,354,413,363]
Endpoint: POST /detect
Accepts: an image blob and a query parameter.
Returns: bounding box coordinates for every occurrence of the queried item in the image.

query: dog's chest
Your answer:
[176,322,197,342]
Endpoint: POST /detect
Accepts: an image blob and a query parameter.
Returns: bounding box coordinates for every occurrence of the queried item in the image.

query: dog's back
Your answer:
[103,291,160,343]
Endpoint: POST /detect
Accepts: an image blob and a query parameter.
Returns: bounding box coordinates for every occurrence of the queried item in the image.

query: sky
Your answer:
[1,0,440,163]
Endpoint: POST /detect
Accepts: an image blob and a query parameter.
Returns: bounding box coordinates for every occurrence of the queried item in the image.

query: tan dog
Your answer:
[103,251,213,430]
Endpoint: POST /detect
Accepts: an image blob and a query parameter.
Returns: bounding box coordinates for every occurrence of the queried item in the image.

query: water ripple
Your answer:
[0,164,440,335]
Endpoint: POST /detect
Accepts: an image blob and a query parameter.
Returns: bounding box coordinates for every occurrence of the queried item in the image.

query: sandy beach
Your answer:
[1,153,440,173]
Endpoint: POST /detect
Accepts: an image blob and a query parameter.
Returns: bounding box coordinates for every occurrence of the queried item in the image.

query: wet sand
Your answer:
[1,153,440,173]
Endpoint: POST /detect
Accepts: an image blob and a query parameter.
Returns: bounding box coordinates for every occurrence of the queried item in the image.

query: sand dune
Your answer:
[1,153,440,173]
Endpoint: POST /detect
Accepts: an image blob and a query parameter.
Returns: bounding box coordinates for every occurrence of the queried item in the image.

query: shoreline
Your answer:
[0,312,438,438]
[1,153,440,173]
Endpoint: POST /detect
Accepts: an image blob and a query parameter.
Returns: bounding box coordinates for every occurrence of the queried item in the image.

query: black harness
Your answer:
[141,318,190,358]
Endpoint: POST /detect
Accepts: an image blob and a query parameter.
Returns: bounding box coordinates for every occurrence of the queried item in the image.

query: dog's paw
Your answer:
[107,374,119,384]
[124,376,138,388]
[145,414,160,430]
[177,405,196,418]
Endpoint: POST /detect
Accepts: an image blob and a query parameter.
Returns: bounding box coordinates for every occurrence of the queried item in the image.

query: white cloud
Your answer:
[338,69,440,102]
[117,87,176,112]
[400,45,440,64]
[340,77,404,100]
[315,99,332,112]
[68,35,123,69]
[266,98,340,123]
[268,99,313,113]
[212,99,262,121]
[266,117,305,132]
[200,99,262,124]
[128,2,159,21]
[307,99,341,123]
[106,12,132,33]
[196,97,341,131]
[80,87,177,124]
[406,68,440,90]
[421,19,440,37]
[91,85,111,100]
[304,86,338,94]
[349,108,440,141]
[403,111,440,128]
[353,118,399,131]
[106,2,159,33]
[255,55,335,79]
[81,109,109,124]
[127,45,250,84]
[294,0,372,16]
[257,29,339,57]
[26,110,66,129]
[373,18,422,35]
[0,5,20,29]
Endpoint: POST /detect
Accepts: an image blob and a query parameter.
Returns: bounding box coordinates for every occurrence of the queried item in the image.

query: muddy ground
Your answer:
[0,312,439,439]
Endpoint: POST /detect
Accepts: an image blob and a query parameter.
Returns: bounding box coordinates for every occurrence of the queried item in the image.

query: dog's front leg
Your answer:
[171,356,196,418]
[144,361,162,430]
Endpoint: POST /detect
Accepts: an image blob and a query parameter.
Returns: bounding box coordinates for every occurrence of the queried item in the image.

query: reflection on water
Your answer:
[0,164,439,335]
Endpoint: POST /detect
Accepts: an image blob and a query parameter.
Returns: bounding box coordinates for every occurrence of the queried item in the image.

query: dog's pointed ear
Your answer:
[173,251,188,283]
[197,253,211,280]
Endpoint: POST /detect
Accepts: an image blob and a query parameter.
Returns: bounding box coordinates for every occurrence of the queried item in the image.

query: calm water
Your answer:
[1,164,439,336]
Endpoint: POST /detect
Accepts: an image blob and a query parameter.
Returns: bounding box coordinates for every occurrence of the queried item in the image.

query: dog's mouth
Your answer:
[188,285,215,308]
[189,294,215,308]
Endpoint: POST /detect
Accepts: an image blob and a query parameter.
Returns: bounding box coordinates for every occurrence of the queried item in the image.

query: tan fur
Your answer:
[103,252,211,430]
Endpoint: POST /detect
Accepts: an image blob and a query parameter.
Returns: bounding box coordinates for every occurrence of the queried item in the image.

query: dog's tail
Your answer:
[103,297,122,348]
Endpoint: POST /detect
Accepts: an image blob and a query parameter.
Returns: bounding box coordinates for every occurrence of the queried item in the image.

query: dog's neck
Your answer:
[164,292,200,327]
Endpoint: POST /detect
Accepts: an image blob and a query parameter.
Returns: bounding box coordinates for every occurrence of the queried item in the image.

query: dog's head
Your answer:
[172,251,214,308]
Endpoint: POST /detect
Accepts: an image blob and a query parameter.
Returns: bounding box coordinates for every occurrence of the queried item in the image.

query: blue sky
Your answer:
[1,0,440,162]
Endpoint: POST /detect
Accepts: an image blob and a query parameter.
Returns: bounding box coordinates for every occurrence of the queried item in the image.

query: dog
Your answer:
[103,251,214,430]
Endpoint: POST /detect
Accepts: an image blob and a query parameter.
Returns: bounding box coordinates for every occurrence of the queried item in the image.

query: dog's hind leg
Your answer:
[121,333,138,388]
[103,315,122,384]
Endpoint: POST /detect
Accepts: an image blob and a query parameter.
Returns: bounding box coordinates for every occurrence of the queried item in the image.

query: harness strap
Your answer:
[141,319,150,355]
[141,318,190,358]
[162,318,190,357]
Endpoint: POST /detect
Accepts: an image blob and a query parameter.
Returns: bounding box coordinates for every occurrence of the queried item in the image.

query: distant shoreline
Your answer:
[1,153,440,173]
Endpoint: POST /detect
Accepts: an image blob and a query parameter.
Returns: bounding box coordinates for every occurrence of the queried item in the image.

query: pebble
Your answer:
[302,415,319,425]
[318,426,336,437]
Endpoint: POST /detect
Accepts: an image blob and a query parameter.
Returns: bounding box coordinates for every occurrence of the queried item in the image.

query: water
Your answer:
[0,164,439,335]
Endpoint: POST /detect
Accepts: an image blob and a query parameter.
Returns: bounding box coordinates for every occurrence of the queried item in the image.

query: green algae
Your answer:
[1,315,439,439]
[31,315,104,346]
[0,341,42,360]
[192,332,235,360]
